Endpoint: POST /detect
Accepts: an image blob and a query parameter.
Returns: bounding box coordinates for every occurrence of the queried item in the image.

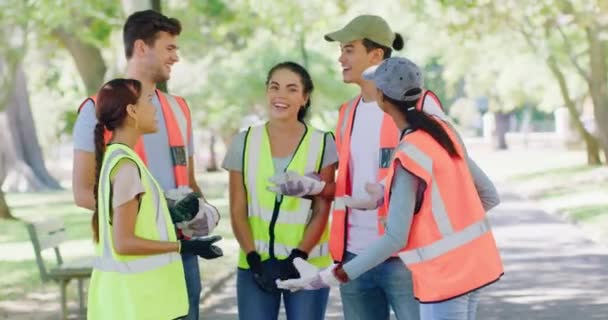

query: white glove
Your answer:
[276,258,339,292]
[267,171,325,197]
[165,186,194,202]
[166,187,221,237]
[177,199,220,238]
[343,182,385,210]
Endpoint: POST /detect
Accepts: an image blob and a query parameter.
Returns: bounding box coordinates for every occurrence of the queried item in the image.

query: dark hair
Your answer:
[383,90,460,158]
[363,33,404,59]
[123,10,182,59]
[92,78,142,242]
[265,61,314,122]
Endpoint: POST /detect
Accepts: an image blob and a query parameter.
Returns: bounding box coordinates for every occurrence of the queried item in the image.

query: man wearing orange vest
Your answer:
[267,15,419,320]
[72,10,217,320]
[277,57,503,320]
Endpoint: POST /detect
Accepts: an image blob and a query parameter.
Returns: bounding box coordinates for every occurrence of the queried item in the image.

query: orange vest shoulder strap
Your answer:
[77,96,97,113]
[335,95,361,149]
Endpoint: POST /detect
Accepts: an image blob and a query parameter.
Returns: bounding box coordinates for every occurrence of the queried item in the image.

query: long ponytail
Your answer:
[384,91,460,158]
[92,123,106,243]
[91,78,142,243]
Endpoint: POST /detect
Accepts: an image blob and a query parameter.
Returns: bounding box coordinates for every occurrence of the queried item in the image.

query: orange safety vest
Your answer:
[330,90,443,262]
[385,119,503,303]
[78,89,191,187]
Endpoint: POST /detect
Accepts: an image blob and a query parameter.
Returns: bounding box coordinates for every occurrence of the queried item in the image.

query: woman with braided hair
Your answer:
[87,79,220,320]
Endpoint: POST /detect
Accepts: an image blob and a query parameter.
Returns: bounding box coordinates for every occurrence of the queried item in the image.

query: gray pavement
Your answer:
[201,190,608,320]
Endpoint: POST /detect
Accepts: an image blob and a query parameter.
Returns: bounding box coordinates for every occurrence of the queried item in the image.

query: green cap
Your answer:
[324,15,395,47]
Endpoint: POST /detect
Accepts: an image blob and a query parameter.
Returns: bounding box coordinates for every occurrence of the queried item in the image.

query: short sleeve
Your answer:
[111,160,145,209]
[320,132,338,170]
[73,99,97,153]
[221,130,247,172]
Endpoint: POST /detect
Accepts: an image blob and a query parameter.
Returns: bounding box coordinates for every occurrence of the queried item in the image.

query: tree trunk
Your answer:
[206,133,219,172]
[0,188,14,220]
[547,56,601,165]
[0,63,62,192]
[494,111,509,150]
[586,26,608,164]
[52,29,107,95]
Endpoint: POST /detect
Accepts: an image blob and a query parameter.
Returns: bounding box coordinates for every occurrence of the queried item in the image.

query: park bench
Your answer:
[26,218,93,320]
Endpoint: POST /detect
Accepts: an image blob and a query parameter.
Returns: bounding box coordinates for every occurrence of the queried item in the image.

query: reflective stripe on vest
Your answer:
[77,89,191,187]
[337,97,360,148]
[94,146,180,273]
[245,126,322,226]
[254,240,329,260]
[399,217,491,264]
[390,131,492,265]
[242,124,330,268]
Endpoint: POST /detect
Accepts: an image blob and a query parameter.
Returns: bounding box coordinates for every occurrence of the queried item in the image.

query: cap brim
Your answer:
[324,29,358,43]
[362,65,378,81]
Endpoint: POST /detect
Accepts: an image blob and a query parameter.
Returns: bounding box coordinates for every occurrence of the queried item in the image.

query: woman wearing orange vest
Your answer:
[277,57,503,320]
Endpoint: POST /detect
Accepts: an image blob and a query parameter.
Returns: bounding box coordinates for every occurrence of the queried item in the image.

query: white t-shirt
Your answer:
[347,98,385,254]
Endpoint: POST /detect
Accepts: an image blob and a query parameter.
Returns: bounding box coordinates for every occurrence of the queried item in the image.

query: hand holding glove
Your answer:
[279,249,308,280]
[167,192,200,224]
[267,171,325,197]
[180,235,223,259]
[247,251,278,293]
[276,258,342,291]
[343,182,385,210]
[178,199,221,238]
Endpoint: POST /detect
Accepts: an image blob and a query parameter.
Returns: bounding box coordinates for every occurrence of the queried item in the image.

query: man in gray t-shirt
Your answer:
[72,10,206,320]
[74,96,194,191]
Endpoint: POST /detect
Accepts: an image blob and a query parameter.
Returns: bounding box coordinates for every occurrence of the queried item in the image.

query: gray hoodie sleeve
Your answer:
[448,123,500,211]
[343,165,418,280]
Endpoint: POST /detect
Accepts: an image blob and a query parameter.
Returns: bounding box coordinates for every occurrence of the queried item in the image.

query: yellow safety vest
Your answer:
[238,124,332,269]
[87,144,188,320]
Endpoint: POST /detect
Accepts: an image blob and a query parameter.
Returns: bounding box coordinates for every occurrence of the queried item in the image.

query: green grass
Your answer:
[0,260,42,300]
[0,171,236,303]
[565,205,608,221]
[507,163,608,242]
[537,181,608,199]
[510,164,593,182]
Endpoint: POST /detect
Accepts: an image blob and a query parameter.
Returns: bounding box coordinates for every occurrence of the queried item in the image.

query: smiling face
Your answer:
[265,68,310,122]
[338,40,384,85]
[139,31,180,83]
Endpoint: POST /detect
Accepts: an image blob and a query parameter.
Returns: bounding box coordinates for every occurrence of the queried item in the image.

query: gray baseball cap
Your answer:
[363,57,423,102]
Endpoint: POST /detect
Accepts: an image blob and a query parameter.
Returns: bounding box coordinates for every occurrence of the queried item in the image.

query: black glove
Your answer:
[168,192,200,224]
[180,235,223,259]
[247,251,277,293]
[279,249,308,280]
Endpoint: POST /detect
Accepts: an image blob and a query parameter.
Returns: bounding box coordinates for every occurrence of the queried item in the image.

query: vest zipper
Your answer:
[267,124,308,259]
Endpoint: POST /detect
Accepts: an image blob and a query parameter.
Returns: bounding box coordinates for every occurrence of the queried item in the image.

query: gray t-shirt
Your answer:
[221,129,338,173]
[73,94,194,191]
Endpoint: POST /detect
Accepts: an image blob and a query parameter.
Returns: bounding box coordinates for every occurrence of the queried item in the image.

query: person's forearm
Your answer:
[113,233,179,255]
[190,181,204,199]
[231,215,255,253]
[317,181,336,200]
[343,167,417,280]
[467,156,500,211]
[298,197,331,253]
[74,186,95,211]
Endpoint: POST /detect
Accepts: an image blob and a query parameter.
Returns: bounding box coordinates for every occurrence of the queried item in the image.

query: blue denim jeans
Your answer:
[340,251,419,320]
[182,253,202,320]
[419,290,481,320]
[236,260,329,320]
